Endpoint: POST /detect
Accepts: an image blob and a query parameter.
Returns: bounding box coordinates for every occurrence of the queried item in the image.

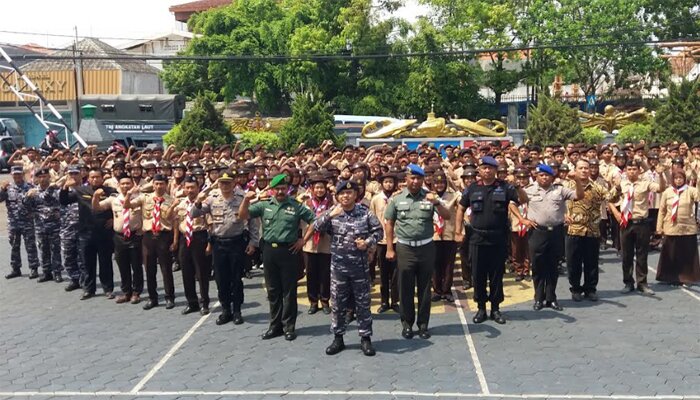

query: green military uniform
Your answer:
[248,187,315,338]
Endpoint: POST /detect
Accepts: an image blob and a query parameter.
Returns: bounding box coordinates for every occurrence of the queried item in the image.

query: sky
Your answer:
[0,0,429,51]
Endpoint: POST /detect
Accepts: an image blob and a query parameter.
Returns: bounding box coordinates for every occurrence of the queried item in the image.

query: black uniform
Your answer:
[460,180,519,310]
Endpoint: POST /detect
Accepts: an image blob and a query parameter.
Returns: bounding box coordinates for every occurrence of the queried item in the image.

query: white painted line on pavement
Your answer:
[1,390,699,399]
[648,267,700,302]
[451,286,490,395]
[129,301,220,394]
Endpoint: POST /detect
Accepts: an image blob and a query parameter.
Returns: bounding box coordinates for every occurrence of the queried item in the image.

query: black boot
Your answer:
[37,273,53,283]
[360,336,376,356]
[5,270,21,279]
[216,310,232,325]
[325,334,345,355]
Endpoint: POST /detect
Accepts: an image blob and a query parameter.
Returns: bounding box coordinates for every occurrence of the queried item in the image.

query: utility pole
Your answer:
[72,26,82,147]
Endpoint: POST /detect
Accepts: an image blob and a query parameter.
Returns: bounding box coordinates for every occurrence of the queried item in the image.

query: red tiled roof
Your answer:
[169,0,231,13]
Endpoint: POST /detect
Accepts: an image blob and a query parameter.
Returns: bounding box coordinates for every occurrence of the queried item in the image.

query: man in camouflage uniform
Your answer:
[24,168,63,282]
[61,165,82,291]
[0,166,39,279]
[309,179,383,357]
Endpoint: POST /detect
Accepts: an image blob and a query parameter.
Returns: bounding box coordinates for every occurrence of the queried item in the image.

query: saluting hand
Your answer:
[426,191,440,205]
[196,191,208,203]
[329,205,343,218]
[1,181,9,191]
[244,190,257,201]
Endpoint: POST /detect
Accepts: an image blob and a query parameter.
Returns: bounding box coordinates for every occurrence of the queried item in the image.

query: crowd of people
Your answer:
[2,137,699,356]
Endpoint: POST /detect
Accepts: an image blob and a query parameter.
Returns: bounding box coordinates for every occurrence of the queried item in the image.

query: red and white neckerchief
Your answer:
[120,197,131,238]
[620,184,634,228]
[184,199,194,247]
[671,184,688,223]
[153,196,163,233]
[518,204,528,237]
[647,171,658,206]
[433,193,446,236]
[310,197,329,245]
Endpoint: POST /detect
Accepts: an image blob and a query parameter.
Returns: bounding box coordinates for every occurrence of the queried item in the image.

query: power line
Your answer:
[0,29,193,43]
[9,37,700,63]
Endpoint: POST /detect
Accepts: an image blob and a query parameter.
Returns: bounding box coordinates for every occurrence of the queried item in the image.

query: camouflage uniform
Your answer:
[0,182,39,273]
[313,204,383,337]
[60,194,81,282]
[24,186,62,276]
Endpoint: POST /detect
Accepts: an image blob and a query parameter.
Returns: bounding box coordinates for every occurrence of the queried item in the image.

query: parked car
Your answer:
[0,137,19,172]
[0,118,25,147]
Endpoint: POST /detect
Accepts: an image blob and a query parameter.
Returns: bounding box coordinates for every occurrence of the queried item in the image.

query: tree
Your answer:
[239,131,282,151]
[652,79,700,143]
[163,94,233,149]
[577,127,606,145]
[525,95,582,145]
[279,91,343,152]
[615,123,653,143]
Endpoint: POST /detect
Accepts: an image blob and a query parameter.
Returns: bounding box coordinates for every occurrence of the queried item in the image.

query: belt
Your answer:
[147,230,171,236]
[534,224,563,232]
[266,241,294,248]
[397,238,433,247]
[629,219,647,225]
[211,234,244,243]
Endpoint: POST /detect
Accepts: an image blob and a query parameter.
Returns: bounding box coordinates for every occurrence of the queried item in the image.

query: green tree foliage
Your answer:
[163,94,233,149]
[615,123,653,143]
[279,91,343,152]
[577,127,606,145]
[239,131,282,151]
[652,79,700,143]
[526,96,582,145]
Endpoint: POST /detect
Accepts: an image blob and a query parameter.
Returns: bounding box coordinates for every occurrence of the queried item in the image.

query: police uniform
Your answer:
[524,165,578,309]
[384,164,439,338]
[24,169,63,282]
[0,166,39,278]
[313,180,383,356]
[245,174,315,340]
[193,171,260,325]
[458,157,520,323]
[130,177,177,310]
[60,166,82,289]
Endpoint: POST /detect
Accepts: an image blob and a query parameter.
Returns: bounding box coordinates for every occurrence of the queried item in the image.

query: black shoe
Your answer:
[245,271,253,279]
[284,331,297,341]
[533,301,544,311]
[418,328,431,339]
[462,282,472,290]
[376,303,390,313]
[325,335,345,355]
[200,306,210,315]
[571,292,584,302]
[390,304,400,313]
[5,270,21,279]
[165,300,175,310]
[472,309,488,323]
[637,285,656,295]
[216,312,232,325]
[443,294,454,303]
[360,336,376,356]
[80,291,94,300]
[547,301,563,311]
[105,291,115,300]
[64,280,80,292]
[490,310,506,324]
[37,273,53,283]
[401,327,414,339]
[54,274,63,283]
[585,292,599,302]
[142,300,158,310]
[322,304,331,314]
[524,275,532,282]
[181,304,200,315]
[514,275,524,282]
[620,285,635,294]
[262,328,284,340]
[308,304,319,315]
[28,270,39,279]
[232,313,244,325]
[430,293,442,302]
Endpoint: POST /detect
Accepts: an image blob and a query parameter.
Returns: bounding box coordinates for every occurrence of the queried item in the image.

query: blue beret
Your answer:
[10,166,23,174]
[336,179,359,193]
[535,164,555,176]
[66,165,81,174]
[406,163,425,177]
[479,156,499,167]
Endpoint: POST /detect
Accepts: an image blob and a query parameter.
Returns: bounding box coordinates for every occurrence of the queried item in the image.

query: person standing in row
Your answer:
[510,170,531,282]
[193,170,259,325]
[311,180,383,357]
[174,176,212,316]
[385,164,451,340]
[302,173,333,315]
[125,174,177,310]
[24,168,63,283]
[458,168,477,290]
[524,164,583,311]
[455,157,526,325]
[59,166,82,292]
[370,172,399,313]
[608,160,665,295]
[430,172,460,303]
[92,174,144,304]
[0,166,39,279]
[239,174,314,341]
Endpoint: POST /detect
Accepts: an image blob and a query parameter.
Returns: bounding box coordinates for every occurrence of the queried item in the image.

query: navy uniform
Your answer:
[61,165,82,290]
[192,171,260,325]
[456,157,522,325]
[312,180,383,356]
[0,166,39,279]
[24,168,63,282]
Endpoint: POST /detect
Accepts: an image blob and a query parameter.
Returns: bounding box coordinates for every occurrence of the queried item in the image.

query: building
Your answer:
[119,31,196,70]
[0,38,164,146]
[169,0,232,25]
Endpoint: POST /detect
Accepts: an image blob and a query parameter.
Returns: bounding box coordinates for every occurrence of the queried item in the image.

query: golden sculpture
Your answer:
[578,105,649,133]
[227,112,290,134]
[361,111,506,139]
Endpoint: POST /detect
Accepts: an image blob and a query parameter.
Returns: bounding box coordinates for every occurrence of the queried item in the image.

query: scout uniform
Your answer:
[302,174,333,314]
[430,173,460,302]
[509,171,531,281]
[369,174,399,312]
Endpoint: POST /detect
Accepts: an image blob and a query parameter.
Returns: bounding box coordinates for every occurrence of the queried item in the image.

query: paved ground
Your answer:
[0,202,699,400]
